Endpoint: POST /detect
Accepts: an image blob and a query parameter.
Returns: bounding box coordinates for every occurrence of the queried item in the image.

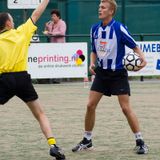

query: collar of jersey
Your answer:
[100,18,115,30]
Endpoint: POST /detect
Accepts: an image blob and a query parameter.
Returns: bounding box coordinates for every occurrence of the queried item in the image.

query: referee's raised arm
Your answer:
[31,0,50,24]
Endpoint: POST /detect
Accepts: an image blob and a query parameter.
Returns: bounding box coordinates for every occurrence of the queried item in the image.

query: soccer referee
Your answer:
[0,0,65,159]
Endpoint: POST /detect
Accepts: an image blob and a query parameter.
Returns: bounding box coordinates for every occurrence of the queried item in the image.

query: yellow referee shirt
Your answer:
[0,18,37,73]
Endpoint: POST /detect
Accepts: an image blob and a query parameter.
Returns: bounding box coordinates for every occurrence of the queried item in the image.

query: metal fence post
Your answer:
[140,34,144,81]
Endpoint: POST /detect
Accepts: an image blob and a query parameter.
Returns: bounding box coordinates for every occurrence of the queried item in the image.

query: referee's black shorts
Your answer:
[91,67,130,96]
[0,71,38,105]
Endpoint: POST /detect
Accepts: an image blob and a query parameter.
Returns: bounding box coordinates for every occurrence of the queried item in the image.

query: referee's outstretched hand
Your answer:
[31,0,50,24]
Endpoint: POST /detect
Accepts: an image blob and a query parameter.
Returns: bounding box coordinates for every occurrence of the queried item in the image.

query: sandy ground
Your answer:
[0,81,160,160]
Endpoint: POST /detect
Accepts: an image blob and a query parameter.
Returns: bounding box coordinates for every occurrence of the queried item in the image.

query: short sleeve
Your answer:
[120,24,137,49]
[16,18,37,38]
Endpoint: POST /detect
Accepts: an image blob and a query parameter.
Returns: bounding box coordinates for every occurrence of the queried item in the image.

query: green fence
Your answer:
[1,0,160,39]
[1,0,160,82]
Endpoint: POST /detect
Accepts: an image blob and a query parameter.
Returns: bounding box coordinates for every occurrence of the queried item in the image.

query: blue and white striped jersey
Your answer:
[90,19,137,70]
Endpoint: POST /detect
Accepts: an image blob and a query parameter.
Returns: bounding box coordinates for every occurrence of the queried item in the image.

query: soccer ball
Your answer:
[122,52,142,71]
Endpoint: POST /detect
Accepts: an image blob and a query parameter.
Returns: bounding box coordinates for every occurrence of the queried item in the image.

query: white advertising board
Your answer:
[27,41,160,78]
[28,43,88,79]
[8,0,42,9]
[126,41,160,76]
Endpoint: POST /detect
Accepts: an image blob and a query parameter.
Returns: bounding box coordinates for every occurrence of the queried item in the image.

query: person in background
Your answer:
[72,0,148,155]
[43,9,67,84]
[0,0,65,159]
[44,9,66,43]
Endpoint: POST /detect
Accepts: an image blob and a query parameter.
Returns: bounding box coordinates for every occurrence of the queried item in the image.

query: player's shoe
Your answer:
[50,145,66,160]
[134,139,148,154]
[72,137,94,152]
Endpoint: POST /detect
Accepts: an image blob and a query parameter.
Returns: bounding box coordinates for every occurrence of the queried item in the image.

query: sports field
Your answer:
[0,80,160,160]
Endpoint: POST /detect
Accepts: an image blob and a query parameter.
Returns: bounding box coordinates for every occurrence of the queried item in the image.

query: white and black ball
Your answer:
[122,52,142,71]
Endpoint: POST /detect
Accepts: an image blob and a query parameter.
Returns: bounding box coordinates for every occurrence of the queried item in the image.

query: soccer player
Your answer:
[72,0,148,154]
[0,0,65,159]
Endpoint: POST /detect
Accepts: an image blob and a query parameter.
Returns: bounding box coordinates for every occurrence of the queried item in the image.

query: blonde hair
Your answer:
[101,0,117,16]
